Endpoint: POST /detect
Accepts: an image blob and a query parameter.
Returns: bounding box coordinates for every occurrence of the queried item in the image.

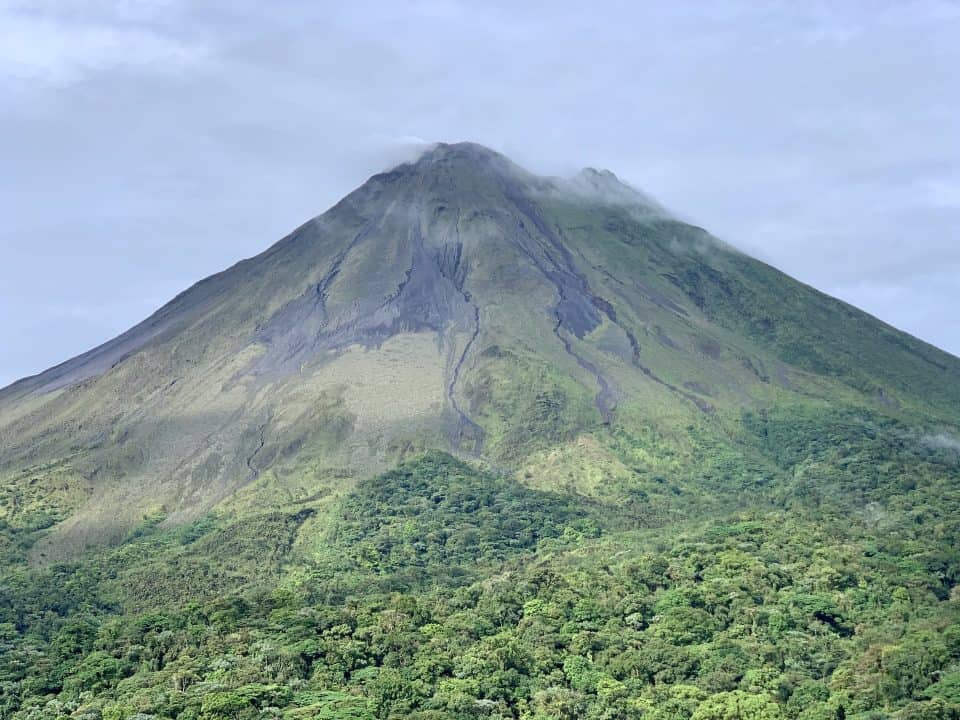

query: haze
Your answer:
[1,1,958,387]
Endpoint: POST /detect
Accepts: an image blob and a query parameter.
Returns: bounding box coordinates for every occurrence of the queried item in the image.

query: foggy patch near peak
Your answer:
[527,167,668,220]
[565,168,666,214]
[368,135,437,174]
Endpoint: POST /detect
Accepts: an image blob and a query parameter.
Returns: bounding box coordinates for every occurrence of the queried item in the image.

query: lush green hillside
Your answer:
[2,446,959,719]
[1,143,959,718]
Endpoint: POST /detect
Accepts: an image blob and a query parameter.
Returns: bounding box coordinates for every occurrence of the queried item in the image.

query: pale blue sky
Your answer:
[1,1,959,386]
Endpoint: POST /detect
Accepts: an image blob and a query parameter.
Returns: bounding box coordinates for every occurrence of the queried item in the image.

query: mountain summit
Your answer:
[1,142,959,558]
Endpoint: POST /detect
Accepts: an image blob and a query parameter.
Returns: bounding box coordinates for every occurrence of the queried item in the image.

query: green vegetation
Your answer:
[2,436,958,719]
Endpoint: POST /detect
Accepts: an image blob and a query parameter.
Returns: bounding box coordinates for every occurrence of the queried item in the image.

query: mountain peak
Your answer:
[417,141,506,163]
[396,141,527,184]
[387,143,661,215]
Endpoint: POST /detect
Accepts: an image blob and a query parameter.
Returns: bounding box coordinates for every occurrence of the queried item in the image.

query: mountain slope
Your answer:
[1,142,959,559]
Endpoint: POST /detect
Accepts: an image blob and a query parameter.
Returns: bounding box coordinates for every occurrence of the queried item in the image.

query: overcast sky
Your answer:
[1,1,958,387]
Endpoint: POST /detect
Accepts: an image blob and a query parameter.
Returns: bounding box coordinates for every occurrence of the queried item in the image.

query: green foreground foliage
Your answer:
[2,417,960,720]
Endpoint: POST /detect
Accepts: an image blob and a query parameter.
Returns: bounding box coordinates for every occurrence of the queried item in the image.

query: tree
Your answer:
[692,691,784,720]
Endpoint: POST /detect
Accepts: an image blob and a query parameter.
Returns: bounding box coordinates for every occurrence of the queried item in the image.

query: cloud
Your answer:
[922,433,960,453]
[0,1,208,84]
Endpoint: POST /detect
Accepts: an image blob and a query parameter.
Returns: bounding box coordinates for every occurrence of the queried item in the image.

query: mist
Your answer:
[923,433,960,454]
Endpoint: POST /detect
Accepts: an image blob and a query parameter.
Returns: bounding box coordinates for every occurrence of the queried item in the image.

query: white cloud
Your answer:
[0,2,208,84]
[921,179,960,208]
[923,433,960,453]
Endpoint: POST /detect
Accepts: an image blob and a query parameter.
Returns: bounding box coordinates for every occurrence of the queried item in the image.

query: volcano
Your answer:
[3,142,960,720]
[1,142,958,558]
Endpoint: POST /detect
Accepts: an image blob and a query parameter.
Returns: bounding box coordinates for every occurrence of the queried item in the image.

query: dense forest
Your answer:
[2,408,959,720]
